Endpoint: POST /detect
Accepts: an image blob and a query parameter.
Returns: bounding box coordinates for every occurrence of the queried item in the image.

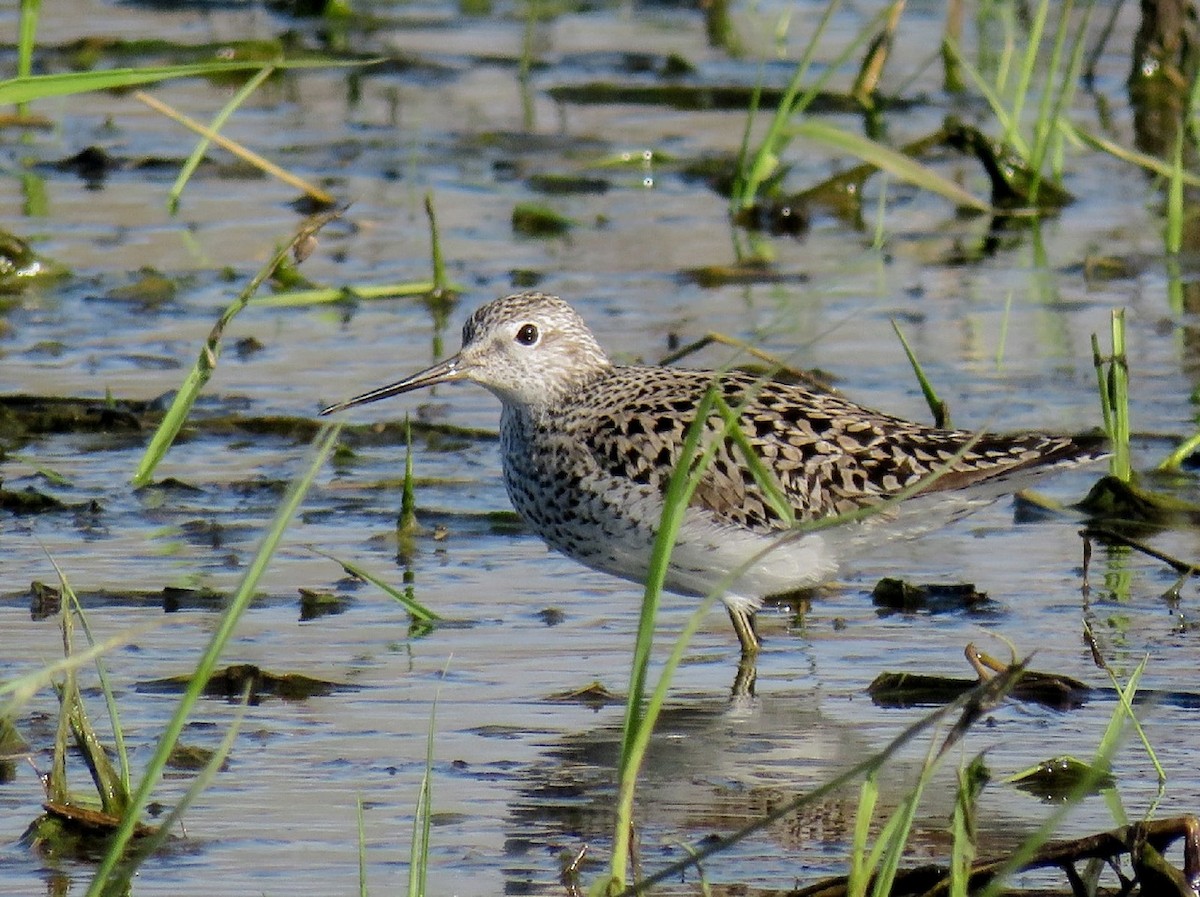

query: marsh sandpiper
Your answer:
[322,292,1104,658]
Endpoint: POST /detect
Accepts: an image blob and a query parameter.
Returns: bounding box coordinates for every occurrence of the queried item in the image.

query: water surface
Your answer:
[3,1,1200,894]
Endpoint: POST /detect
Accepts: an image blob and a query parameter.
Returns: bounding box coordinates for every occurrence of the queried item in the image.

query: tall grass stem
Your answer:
[132,212,339,486]
[88,423,341,896]
[167,65,277,213]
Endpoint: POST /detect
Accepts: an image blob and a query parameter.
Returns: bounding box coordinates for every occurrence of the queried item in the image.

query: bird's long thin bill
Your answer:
[320,355,463,415]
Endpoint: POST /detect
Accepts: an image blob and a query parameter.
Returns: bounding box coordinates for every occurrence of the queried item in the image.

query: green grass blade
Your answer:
[869,791,924,897]
[1048,0,1092,166]
[50,598,70,805]
[399,417,418,536]
[1189,60,1200,139]
[8,454,71,486]
[17,0,39,82]
[714,395,796,527]
[62,686,127,815]
[865,739,941,897]
[730,62,766,216]
[608,384,721,890]
[1090,333,1113,441]
[1097,653,1162,781]
[732,0,841,209]
[847,772,878,896]
[1167,130,1185,255]
[132,212,339,486]
[619,383,720,753]
[995,290,1013,370]
[358,793,369,897]
[941,40,1028,158]
[52,585,128,816]
[624,666,1025,895]
[616,589,720,894]
[130,362,211,488]
[949,756,985,897]
[88,422,341,896]
[1108,309,1131,482]
[409,669,444,897]
[168,64,276,213]
[249,281,453,307]
[1066,121,1200,186]
[424,192,450,297]
[50,560,132,795]
[890,320,951,428]
[793,119,990,212]
[1006,0,1050,149]
[1028,0,1092,191]
[1156,429,1200,472]
[0,59,354,104]
[871,172,889,250]
[310,550,441,623]
[105,687,251,893]
[737,1,896,209]
[1025,0,1074,198]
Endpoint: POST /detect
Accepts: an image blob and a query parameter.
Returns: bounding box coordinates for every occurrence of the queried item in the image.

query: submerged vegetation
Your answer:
[3,0,1200,894]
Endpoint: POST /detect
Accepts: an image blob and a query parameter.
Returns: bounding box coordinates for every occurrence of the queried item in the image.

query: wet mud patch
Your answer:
[139,663,356,703]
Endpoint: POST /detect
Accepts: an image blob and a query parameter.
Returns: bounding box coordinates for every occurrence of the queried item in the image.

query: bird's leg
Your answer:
[726,606,760,698]
[731,655,757,698]
[727,606,761,657]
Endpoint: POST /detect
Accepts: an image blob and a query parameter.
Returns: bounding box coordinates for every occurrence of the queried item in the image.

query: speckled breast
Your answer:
[498,406,670,582]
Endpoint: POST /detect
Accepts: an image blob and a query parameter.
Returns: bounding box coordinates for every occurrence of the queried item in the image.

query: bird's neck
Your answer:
[495,361,613,418]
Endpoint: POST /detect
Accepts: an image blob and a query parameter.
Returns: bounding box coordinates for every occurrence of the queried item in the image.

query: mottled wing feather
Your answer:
[566,367,1099,535]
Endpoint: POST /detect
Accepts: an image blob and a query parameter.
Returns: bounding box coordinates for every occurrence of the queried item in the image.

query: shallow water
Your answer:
[3,0,1200,894]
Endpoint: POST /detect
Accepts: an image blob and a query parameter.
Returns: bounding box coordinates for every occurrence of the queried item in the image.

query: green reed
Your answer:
[53,562,133,797]
[5,0,357,109]
[407,672,444,897]
[399,416,420,537]
[132,214,339,487]
[622,666,1026,896]
[17,0,38,84]
[166,64,277,213]
[891,320,951,429]
[605,384,721,890]
[357,794,370,897]
[604,371,990,891]
[793,119,991,212]
[104,693,249,894]
[1092,309,1131,482]
[424,192,453,299]
[731,0,894,213]
[88,423,341,896]
[942,0,1092,203]
[310,550,441,626]
[974,662,1149,897]
[0,58,345,106]
[1166,131,1185,256]
[50,584,129,819]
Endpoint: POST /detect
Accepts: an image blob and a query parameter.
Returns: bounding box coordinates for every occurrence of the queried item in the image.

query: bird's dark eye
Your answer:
[515,323,539,346]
